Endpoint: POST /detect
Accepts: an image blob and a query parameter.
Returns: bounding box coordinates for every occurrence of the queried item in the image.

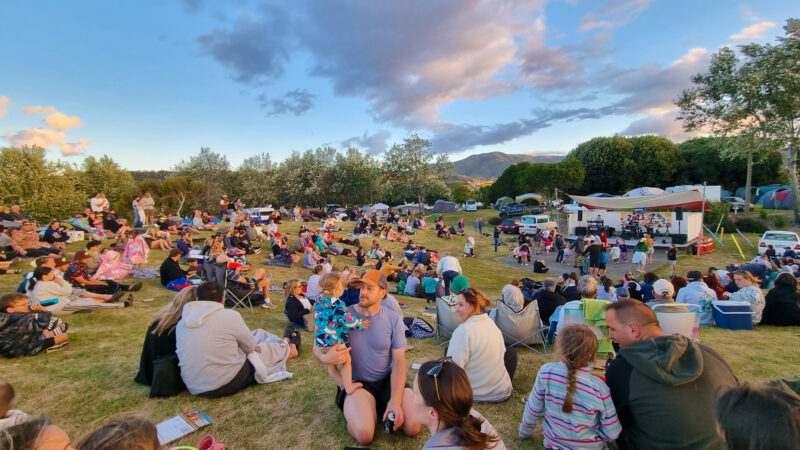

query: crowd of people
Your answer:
[1,195,799,449]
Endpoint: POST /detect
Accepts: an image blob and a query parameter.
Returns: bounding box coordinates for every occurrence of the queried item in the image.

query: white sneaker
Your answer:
[261,301,276,309]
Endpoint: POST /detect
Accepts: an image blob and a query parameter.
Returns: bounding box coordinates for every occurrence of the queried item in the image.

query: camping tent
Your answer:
[761,188,794,210]
[756,184,789,205]
[623,187,665,198]
[515,193,543,204]
[587,193,616,198]
[372,203,390,211]
[494,197,514,209]
[433,199,457,213]
[566,190,708,210]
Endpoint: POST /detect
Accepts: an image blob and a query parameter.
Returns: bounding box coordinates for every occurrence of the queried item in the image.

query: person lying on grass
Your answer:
[0,292,69,357]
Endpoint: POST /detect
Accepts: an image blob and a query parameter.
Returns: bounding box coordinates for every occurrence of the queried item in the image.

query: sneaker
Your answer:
[261,301,276,309]
[129,282,143,292]
[124,293,135,307]
[253,248,262,254]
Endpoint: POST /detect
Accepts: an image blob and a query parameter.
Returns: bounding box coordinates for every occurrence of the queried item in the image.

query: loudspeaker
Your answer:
[575,226,588,236]
[672,234,687,244]
[605,227,615,237]
[675,207,683,221]
[577,210,583,221]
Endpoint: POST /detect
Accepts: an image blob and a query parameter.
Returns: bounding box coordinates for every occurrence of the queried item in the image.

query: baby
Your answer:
[314,272,369,394]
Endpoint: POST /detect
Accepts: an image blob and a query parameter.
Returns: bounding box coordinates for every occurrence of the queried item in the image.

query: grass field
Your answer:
[2,210,799,449]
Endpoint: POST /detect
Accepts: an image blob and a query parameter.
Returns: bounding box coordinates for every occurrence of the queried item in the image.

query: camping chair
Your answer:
[493,301,548,355]
[221,261,255,312]
[653,303,700,339]
[435,297,462,346]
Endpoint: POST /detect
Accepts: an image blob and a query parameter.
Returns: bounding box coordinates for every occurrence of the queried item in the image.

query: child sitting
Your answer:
[0,382,28,430]
[519,324,620,448]
[421,270,441,305]
[0,293,69,357]
[314,272,369,395]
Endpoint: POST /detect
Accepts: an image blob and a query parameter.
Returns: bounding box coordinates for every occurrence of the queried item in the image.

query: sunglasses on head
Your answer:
[426,356,453,401]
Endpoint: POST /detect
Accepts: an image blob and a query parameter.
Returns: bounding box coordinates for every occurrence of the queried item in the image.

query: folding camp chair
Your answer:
[435,297,462,346]
[221,261,255,312]
[493,301,548,355]
[555,300,615,359]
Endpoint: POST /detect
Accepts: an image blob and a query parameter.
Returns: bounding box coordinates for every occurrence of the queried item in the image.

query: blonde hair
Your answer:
[734,270,759,285]
[319,272,345,296]
[556,324,598,413]
[284,279,302,302]
[150,287,197,336]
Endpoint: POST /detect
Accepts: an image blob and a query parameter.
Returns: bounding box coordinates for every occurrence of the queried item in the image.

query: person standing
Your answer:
[493,226,501,253]
[554,232,565,263]
[141,193,155,226]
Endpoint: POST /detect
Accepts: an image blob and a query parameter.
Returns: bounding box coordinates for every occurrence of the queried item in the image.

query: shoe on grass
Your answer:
[46,341,69,353]
[129,282,143,292]
[124,293,135,307]
[110,291,125,302]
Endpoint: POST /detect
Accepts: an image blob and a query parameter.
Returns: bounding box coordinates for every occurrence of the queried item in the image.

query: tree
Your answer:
[0,146,85,221]
[78,155,136,216]
[628,136,684,186]
[331,148,379,206]
[679,136,786,189]
[159,176,205,216]
[450,182,474,204]
[381,135,452,212]
[488,162,530,200]
[173,148,233,212]
[235,153,277,207]
[565,136,637,194]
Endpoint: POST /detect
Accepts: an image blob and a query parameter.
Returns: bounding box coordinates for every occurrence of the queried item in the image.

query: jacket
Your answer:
[175,301,255,394]
[606,335,738,449]
[761,285,800,326]
[0,311,56,357]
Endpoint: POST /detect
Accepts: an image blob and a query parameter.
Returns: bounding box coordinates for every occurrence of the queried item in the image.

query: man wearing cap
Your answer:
[65,251,141,295]
[313,270,420,445]
[646,279,676,308]
[11,222,61,258]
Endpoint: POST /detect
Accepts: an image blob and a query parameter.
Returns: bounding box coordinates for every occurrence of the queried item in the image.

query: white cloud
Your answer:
[0,96,10,117]
[60,140,93,155]
[618,107,702,142]
[578,0,653,32]
[7,128,66,149]
[22,105,83,131]
[730,21,776,40]
[6,104,91,155]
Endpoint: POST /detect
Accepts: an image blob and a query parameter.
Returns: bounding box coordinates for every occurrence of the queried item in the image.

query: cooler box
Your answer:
[66,230,85,243]
[712,301,754,330]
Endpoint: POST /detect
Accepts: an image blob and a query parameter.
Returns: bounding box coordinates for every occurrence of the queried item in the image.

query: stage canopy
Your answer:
[566,190,708,211]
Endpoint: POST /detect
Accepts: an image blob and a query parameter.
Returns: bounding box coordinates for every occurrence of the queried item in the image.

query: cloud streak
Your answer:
[730,21,776,40]
[0,96,10,117]
[341,130,392,155]
[578,0,653,32]
[258,89,315,116]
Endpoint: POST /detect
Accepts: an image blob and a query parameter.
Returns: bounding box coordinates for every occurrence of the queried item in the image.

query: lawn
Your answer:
[1,210,799,449]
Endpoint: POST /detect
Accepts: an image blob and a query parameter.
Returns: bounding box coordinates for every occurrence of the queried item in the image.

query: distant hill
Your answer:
[452,151,565,180]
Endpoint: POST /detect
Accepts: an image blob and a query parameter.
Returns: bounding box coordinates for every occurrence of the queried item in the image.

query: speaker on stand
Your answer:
[674,207,683,241]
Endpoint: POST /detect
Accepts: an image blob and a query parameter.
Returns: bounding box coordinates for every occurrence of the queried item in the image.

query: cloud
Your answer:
[730,21,776,40]
[431,117,553,153]
[0,96,10,117]
[258,89,315,116]
[578,0,653,32]
[60,140,93,155]
[618,107,702,141]
[22,105,83,131]
[341,130,392,155]
[7,128,66,149]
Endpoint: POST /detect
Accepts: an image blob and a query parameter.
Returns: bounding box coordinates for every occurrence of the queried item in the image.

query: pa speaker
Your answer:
[575,226,588,236]
[675,207,683,221]
[577,210,583,221]
[672,234,687,244]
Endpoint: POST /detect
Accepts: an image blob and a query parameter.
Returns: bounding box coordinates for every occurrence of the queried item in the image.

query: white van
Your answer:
[465,200,478,211]
[519,215,556,234]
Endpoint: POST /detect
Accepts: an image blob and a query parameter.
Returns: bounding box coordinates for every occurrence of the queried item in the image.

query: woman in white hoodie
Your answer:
[176,281,298,398]
[30,267,127,313]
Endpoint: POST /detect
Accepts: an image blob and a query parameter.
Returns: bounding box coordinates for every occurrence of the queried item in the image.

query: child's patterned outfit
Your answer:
[314,295,366,347]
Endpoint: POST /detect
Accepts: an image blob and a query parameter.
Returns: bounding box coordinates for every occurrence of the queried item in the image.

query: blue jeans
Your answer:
[494,238,500,252]
[556,248,564,262]
[443,270,459,295]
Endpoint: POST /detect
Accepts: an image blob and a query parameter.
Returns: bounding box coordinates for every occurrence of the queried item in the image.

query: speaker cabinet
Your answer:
[672,234,687,244]
[675,207,683,221]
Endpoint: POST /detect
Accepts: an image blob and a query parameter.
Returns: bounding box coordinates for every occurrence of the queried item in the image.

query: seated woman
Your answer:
[135,287,197,386]
[30,266,127,312]
[385,227,398,241]
[303,247,322,269]
[447,288,514,402]
[123,230,150,268]
[703,268,726,300]
[94,248,133,281]
[191,209,215,230]
[42,221,70,250]
[284,279,314,330]
[413,359,504,449]
[176,282,297,397]
[722,270,766,324]
[761,272,800,326]
[143,226,172,251]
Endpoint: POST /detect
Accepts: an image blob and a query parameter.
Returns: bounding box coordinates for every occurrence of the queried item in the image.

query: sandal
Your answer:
[46,341,69,353]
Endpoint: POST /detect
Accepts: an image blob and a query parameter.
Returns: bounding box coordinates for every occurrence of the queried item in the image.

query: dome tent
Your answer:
[762,188,794,210]
[623,187,665,198]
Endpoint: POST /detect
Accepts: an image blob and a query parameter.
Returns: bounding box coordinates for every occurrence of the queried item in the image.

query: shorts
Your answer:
[589,259,599,268]
[668,260,677,265]
[335,373,402,419]
[598,262,607,270]
[648,248,654,254]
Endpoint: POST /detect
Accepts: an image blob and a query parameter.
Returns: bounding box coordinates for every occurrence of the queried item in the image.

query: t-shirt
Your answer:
[349,306,406,382]
[667,248,677,260]
[306,274,322,299]
[404,276,421,296]
[422,277,441,294]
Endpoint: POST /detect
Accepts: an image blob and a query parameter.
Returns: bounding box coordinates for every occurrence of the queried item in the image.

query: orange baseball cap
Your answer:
[353,270,388,289]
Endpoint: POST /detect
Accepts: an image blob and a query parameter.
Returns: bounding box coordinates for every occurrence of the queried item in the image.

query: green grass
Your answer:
[1,210,799,449]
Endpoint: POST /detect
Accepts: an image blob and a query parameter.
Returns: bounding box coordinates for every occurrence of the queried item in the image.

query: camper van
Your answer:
[465,200,478,211]
[519,215,556,234]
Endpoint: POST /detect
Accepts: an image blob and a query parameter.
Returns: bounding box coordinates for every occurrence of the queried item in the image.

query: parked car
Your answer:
[465,199,478,211]
[721,197,751,212]
[519,215,557,234]
[497,218,520,234]
[499,203,526,217]
[758,230,800,254]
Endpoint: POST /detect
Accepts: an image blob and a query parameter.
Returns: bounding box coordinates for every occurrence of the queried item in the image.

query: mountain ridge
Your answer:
[451,151,565,180]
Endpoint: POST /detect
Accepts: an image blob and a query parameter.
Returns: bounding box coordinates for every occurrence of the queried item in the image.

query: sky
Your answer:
[0,0,798,170]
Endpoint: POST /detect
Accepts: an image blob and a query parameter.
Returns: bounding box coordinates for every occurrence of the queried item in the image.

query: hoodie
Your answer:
[605,335,738,449]
[176,301,255,395]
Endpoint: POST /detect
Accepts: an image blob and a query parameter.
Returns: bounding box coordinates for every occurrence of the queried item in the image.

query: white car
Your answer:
[758,230,800,254]
[465,200,478,211]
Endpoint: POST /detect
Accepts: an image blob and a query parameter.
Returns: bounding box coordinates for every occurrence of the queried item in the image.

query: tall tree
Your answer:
[332,148,379,206]
[173,147,233,212]
[450,181,475,204]
[565,136,637,194]
[159,176,205,216]
[235,153,277,207]
[78,155,136,215]
[628,136,684,186]
[381,135,452,212]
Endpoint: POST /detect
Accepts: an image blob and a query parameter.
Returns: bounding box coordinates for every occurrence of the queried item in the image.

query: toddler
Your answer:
[0,292,69,357]
[520,324,620,448]
[609,244,621,264]
[421,270,441,304]
[314,272,369,395]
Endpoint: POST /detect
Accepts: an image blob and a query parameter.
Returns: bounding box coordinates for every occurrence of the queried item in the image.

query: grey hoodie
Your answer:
[176,301,255,395]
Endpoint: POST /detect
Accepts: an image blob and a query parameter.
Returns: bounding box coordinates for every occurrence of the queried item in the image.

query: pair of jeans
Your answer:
[442,270,460,295]
[494,238,500,252]
[556,248,564,262]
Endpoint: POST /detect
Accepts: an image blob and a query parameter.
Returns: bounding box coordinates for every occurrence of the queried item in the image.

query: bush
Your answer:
[487,217,502,225]
[774,215,787,228]
[735,217,768,234]
[704,202,735,231]
[759,209,768,220]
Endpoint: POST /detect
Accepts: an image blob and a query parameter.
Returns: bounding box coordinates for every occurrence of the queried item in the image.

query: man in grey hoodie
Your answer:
[176,282,297,398]
[604,300,738,449]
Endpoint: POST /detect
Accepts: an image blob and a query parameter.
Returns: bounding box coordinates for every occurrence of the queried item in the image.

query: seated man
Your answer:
[223,257,274,309]
[531,277,565,323]
[7,205,29,223]
[160,248,190,287]
[313,271,420,444]
[646,279,676,308]
[11,222,60,258]
[605,300,738,449]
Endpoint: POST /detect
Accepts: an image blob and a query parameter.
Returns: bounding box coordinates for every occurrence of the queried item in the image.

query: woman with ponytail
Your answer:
[413,358,504,449]
[519,324,621,448]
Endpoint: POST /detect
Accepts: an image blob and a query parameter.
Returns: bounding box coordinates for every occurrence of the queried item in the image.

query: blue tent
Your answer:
[756,184,789,205]
[762,188,794,210]
[735,186,763,203]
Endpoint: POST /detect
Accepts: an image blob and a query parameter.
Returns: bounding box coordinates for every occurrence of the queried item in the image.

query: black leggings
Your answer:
[83,280,132,295]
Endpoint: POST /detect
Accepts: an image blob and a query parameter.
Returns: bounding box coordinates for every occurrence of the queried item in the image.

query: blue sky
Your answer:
[0,0,797,170]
